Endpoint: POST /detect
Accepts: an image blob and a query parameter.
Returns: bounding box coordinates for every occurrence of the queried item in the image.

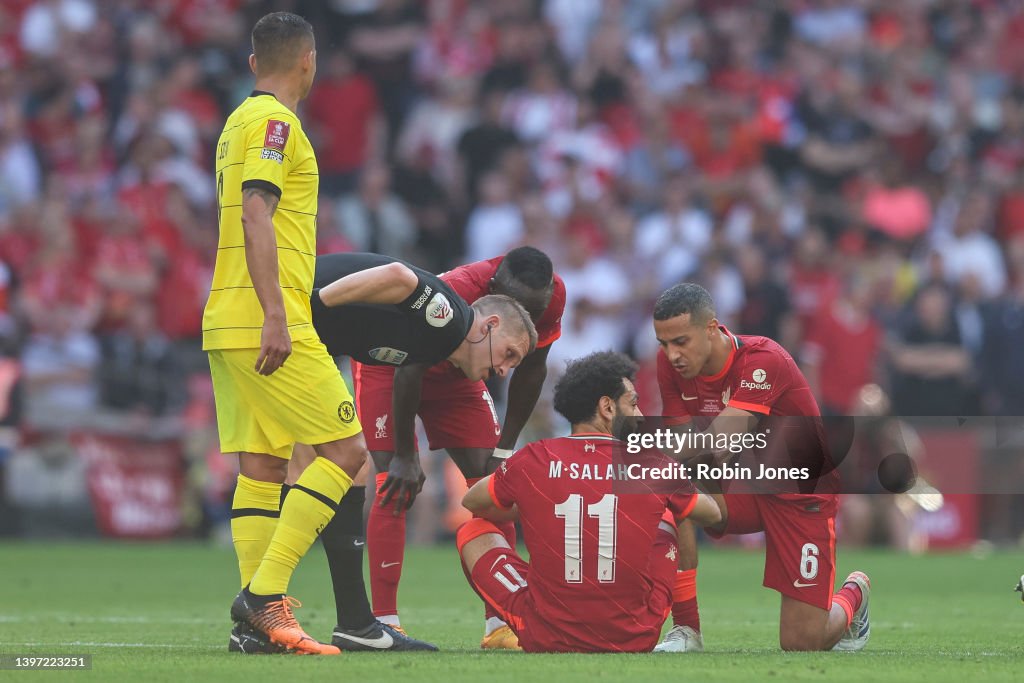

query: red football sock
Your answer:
[672,569,700,632]
[464,476,516,622]
[832,582,863,627]
[456,519,507,624]
[484,520,518,621]
[368,472,406,618]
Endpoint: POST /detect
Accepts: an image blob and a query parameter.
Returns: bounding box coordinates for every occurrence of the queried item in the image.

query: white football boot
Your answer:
[653,625,704,653]
[833,571,871,652]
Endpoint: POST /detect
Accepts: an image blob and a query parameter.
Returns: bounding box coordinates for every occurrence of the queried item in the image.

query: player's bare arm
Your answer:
[494,343,549,457]
[666,405,759,467]
[378,362,428,514]
[664,405,757,520]
[462,475,519,522]
[317,261,418,307]
[241,185,289,376]
[683,493,724,528]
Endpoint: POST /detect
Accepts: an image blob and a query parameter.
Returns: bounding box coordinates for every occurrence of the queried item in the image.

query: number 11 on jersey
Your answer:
[554,493,619,584]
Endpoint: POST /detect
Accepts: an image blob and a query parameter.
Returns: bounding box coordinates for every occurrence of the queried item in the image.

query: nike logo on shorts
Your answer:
[381,561,401,568]
[793,579,817,588]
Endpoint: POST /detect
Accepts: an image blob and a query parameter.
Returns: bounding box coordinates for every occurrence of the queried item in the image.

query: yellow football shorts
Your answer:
[208,338,362,459]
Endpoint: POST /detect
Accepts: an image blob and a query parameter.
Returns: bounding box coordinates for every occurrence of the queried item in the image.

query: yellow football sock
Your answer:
[249,457,352,596]
[230,474,282,588]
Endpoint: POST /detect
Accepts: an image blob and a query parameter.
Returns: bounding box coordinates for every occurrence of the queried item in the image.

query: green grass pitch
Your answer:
[0,542,1021,682]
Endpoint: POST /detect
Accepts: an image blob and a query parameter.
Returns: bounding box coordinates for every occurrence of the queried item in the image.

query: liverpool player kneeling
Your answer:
[651,283,869,652]
[457,352,721,653]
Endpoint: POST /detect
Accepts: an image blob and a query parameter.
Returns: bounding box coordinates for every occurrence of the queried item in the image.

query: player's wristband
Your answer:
[492,448,514,460]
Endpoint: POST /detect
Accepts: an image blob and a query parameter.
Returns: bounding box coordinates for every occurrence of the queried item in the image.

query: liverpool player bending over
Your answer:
[457,351,722,653]
[650,283,870,652]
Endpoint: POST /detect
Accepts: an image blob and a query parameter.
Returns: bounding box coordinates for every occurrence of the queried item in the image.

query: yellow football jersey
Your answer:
[203,90,320,350]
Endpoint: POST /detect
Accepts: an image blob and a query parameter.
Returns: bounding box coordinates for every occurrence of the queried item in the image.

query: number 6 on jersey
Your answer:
[800,542,819,580]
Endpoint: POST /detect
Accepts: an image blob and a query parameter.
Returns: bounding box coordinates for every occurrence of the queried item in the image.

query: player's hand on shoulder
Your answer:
[378,453,426,514]
[255,316,292,375]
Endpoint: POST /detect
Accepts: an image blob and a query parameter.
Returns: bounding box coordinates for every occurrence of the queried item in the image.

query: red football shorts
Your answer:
[709,493,839,610]
[352,361,502,452]
[466,528,678,653]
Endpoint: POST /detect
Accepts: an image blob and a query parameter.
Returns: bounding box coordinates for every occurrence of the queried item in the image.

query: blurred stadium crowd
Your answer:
[0,0,1022,544]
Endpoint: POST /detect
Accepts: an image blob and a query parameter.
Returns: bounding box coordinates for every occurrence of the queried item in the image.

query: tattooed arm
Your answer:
[241,184,290,375]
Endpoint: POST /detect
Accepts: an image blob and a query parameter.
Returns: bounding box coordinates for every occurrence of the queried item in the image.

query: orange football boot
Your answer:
[231,591,340,655]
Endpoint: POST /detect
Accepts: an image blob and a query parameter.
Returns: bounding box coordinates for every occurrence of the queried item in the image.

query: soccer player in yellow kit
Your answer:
[203,12,366,656]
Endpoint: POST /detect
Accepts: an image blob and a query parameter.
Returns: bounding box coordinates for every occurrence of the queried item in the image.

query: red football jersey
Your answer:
[658,327,821,418]
[657,326,837,498]
[488,434,697,652]
[441,256,565,348]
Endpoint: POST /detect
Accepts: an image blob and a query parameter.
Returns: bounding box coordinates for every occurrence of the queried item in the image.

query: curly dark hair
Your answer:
[553,351,638,426]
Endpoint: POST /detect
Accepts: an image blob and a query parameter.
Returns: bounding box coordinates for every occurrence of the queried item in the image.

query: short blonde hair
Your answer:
[471,294,538,354]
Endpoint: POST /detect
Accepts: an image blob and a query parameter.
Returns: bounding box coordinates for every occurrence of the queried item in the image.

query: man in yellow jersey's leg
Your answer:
[204,12,396,656]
